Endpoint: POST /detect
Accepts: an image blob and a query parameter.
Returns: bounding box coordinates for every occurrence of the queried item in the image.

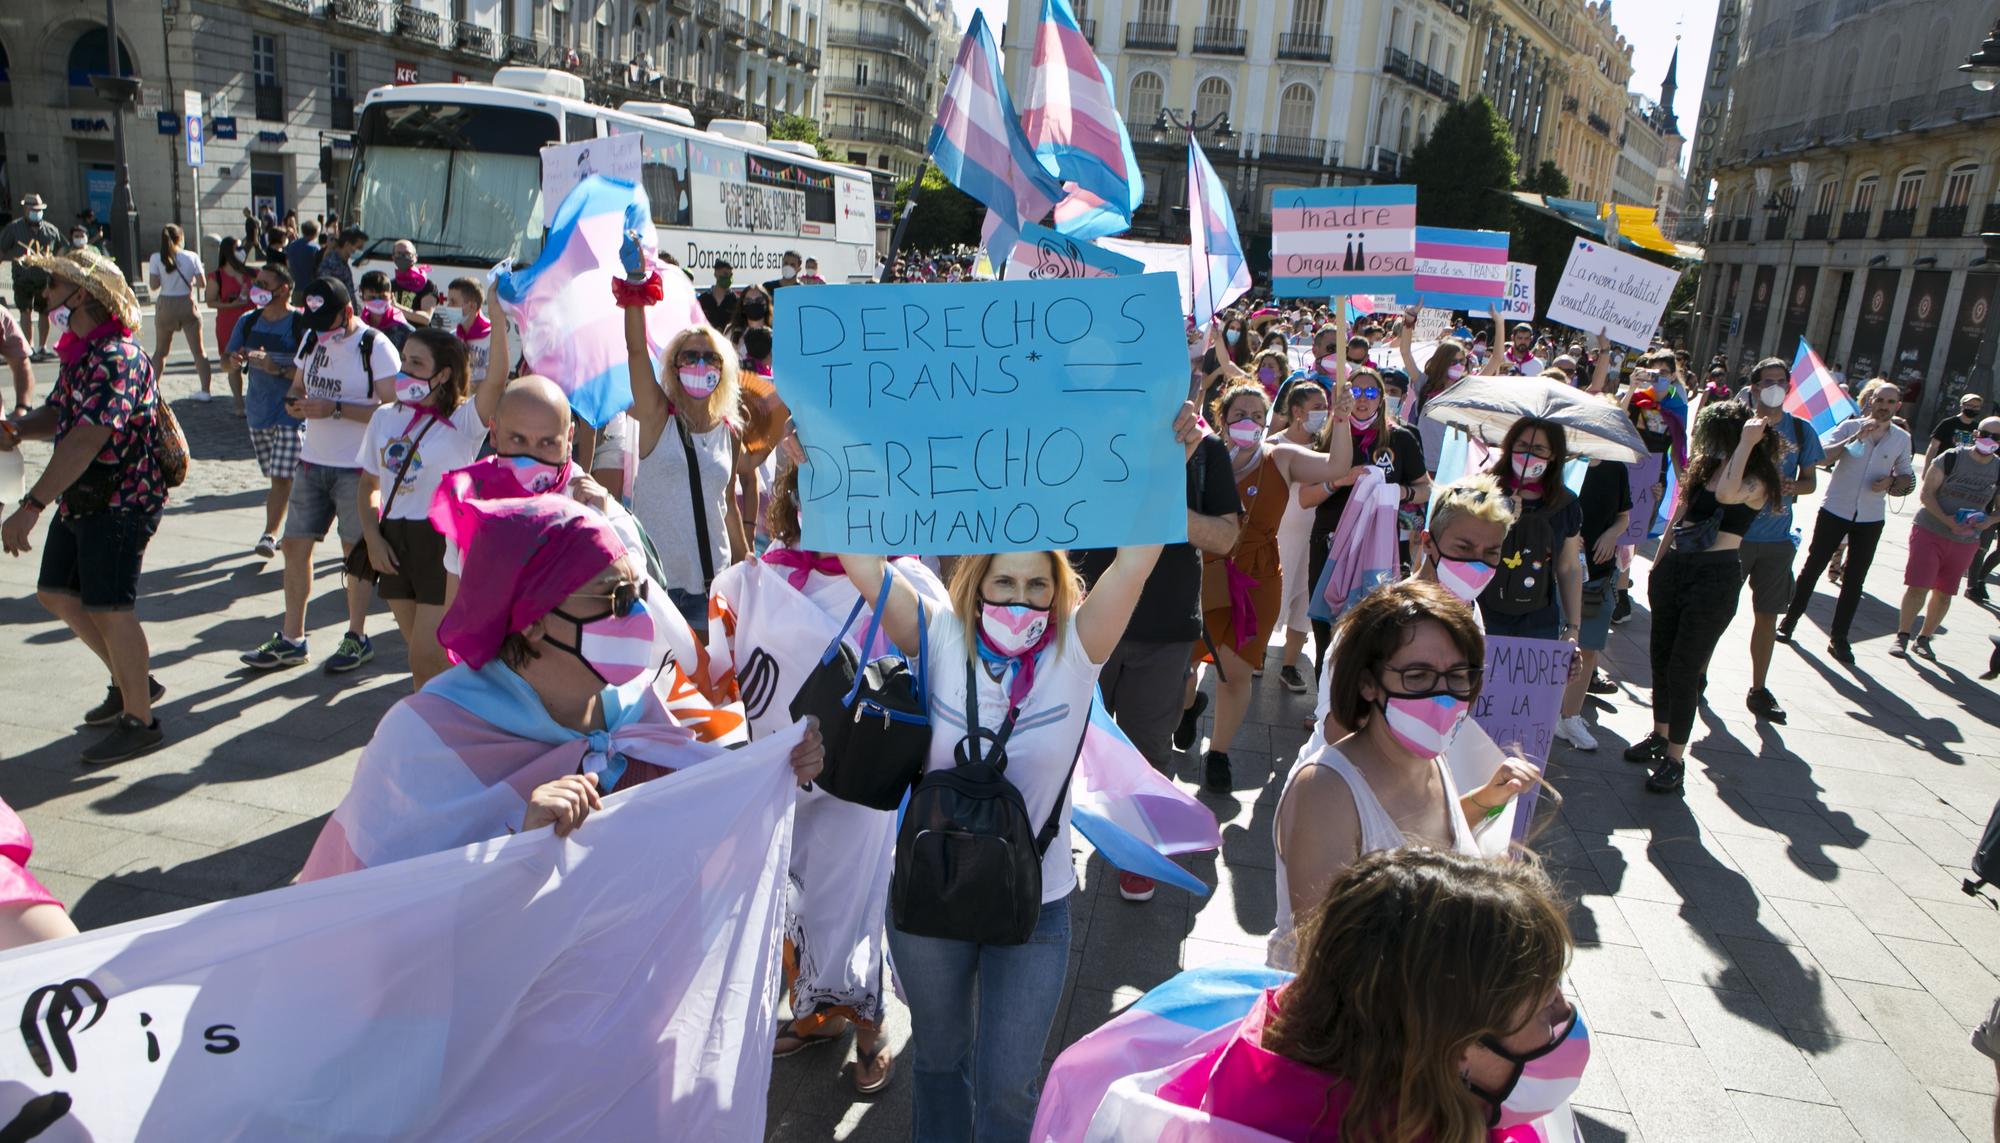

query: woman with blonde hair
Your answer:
[621,318,752,636]
[825,405,1201,1140]
[1161,847,1586,1142]
[146,223,216,400]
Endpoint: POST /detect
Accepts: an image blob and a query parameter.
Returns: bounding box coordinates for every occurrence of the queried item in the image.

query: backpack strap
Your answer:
[674,415,717,590]
[359,327,378,391]
[1033,723,1087,860]
[957,654,1022,771]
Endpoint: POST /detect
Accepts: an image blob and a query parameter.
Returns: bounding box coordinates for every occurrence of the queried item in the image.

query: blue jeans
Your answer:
[665,587,709,639]
[887,897,1071,1143]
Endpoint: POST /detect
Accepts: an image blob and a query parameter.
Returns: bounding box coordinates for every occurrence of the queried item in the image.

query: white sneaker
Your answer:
[1555,715,1598,751]
[192,390,212,402]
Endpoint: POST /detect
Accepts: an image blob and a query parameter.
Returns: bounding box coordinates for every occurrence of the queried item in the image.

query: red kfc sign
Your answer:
[393,60,420,85]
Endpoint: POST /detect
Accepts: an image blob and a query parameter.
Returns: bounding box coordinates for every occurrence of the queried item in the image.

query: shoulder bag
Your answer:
[344,415,438,583]
[788,563,931,811]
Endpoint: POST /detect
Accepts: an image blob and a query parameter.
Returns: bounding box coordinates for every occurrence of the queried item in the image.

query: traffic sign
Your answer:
[184,89,205,169]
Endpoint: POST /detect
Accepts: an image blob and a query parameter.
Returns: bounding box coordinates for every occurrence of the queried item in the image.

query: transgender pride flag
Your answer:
[1785,337,1859,435]
[1188,137,1252,323]
[1021,0,1142,240]
[492,177,702,428]
[1071,696,1222,896]
[930,10,1064,268]
[1410,225,1510,312]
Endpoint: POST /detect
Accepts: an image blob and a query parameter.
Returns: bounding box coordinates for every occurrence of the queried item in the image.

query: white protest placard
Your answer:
[0,726,804,1141]
[1477,262,1537,321]
[1414,308,1453,343]
[1545,238,1678,350]
[540,132,644,225]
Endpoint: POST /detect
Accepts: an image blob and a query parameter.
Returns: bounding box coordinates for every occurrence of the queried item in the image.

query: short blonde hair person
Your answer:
[946,551,1084,661]
[1428,472,1519,536]
[659,323,743,431]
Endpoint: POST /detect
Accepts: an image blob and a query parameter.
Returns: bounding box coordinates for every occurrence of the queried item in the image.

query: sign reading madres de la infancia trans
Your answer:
[773,275,1192,556]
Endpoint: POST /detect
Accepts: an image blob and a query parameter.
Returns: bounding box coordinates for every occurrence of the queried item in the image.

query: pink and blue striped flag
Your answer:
[492,176,703,428]
[1785,337,1858,434]
[929,10,1064,268]
[1020,0,1142,240]
[1070,695,1222,896]
[1408,225,1510,312]
[1188,137,1252,324]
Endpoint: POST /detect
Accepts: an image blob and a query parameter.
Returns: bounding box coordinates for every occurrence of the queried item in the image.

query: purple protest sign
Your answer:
[1471,634,1574,841]
[1621,451,1667,546]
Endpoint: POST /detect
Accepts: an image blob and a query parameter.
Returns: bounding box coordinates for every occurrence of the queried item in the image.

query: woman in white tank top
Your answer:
[1268,579,1538,970]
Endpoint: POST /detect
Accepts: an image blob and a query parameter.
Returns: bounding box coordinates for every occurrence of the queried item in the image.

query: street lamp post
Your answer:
[86,0,143,286]
[1966,24,2000,399]
[1151,109,1233,241]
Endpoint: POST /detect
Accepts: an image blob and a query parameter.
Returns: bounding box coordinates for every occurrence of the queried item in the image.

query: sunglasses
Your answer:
[1350,386,1382,400]
[1982,432,2000,443]
[677,350,722,367]
[572,579,648,620]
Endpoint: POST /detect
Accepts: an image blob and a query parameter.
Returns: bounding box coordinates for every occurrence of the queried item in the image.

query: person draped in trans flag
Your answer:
[1033,847,1590,1143]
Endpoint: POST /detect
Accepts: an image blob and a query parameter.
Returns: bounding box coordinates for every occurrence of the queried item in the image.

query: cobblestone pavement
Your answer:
[3,329,1997,1141]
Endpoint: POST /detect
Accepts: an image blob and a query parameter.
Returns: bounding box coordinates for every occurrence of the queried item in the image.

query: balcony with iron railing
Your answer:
[697,0,721,23]
[269,0,314,13]
[1877,208,1916,239]
[1383,47,1410,80]
[1983,202,2000,234]
[1277,31,1332,60]
[1192,124,1236,150]
[1078,18,1096,43]
[1376,148,1403,176]
[1839,209,1872,239]
[830,27,906,52]
[1587,112,1612,136]
[1193,24,1246,54]
[1731,217,1751,242]
[828,77,907,101]
[833,123,921,150]
[747,23,771,50]
[1126,21,1178,50]
[395,2,442,41]
[1260,133,1337,164]
[1410,60,1434,89]
[724,11,747,39]
[330,0,381,28]
[665,77,697,104]
[1926,204,1968,238]
[1802,212,1831,240]
[454,21,495,57]
[1763,212,1790,241]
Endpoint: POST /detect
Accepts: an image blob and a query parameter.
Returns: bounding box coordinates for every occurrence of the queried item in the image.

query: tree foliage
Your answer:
[769,114,838,161]
[890,164,985,251]
[1405,96,1518,233]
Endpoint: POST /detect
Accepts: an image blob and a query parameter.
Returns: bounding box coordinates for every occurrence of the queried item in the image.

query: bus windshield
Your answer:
[349,101,559,266]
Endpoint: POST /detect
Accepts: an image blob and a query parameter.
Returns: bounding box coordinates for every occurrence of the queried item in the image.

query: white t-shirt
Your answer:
[628,414,734,593]
[924,610,1103,904]
[460,331,492,386]
[148,250,203,297]
[357,402,490,521]
[294,324,400,469]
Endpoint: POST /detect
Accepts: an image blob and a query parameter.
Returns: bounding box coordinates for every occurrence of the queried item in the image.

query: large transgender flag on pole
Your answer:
[929,10,1064,268]
[1020,0,1142,240]
[492,177,702,429]
[1785,337,1859,435]
[1187,137,1252,324]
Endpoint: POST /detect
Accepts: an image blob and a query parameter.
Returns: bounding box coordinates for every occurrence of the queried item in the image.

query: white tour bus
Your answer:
[343,67,879,287]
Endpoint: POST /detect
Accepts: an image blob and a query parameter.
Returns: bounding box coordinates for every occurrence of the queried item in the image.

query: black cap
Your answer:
[300,276,351,332]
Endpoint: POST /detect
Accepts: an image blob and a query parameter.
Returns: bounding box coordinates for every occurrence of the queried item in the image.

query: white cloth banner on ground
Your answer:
[0,725,804,1142]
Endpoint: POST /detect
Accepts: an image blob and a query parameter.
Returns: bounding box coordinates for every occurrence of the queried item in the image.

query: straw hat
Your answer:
[18,244,139,329]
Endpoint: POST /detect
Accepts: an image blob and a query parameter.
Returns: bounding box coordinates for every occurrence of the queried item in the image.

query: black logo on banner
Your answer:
[739,648,780,720]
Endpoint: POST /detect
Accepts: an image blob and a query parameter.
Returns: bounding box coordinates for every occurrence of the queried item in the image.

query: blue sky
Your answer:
[949,0,1711,169]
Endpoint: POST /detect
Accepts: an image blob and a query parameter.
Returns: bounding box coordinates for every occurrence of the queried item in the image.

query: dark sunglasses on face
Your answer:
[1351,386,1382,400]
[677,350,722,367]
[1982,431,2000,443]
[572,579,648,620]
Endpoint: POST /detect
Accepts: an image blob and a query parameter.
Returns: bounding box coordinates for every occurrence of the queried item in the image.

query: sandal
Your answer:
[852,1040,894,1096]
[772,1012,847,1058]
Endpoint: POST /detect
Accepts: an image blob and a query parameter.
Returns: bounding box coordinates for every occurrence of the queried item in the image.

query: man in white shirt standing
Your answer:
[240,277,399,673]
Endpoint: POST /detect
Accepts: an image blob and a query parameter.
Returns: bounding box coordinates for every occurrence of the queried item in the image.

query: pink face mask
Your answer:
[979,602,1050,658]
[1446,364,1467,381]
[1378,690,1469,757]
[678,365,721,399]
[1318,354,1342,374]
[550,597,658,686]
[1431,549,1499,602]
[498,453,573,495]
[1227,418,1263,447]
[1512,452,1551,481]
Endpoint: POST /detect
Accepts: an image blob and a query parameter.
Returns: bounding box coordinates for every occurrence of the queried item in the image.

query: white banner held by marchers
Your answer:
[0,724,804,1142]
[1544,238,1678,350]
[540,132,644,226]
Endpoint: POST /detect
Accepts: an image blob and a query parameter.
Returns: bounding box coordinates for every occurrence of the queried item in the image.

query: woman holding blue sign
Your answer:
[829,405,1204,1143]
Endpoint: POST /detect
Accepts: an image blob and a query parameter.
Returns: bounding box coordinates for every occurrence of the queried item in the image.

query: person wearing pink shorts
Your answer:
[1893,418,2000,660]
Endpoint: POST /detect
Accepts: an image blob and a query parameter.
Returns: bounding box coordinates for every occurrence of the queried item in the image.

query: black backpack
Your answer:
[788,568,930,812]
[1486,494,1572,615]
[1966,798,2000,903]
[890,656,1078,947]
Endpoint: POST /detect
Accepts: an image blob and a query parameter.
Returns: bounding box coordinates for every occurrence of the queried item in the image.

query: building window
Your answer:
[1139,0,1172,23]
[1277,83,1315,138]
[1942,163,1978,208]
[1195,76,1232,127]
[1891,169,1924,212]
[1850,175,1877,213]
[1128,71,1164,127]
[856,60,869,85]
[1288,0,1323,35]
[253,32,283,122]
[329,49,353,131]
[1812,177,1839,216]
[1203,0,1239,29]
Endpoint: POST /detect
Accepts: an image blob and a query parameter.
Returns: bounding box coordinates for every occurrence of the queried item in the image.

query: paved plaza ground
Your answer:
[2,327,1997,1141]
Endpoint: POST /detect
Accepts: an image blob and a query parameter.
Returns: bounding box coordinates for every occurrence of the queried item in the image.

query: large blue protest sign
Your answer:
[773,275,1191,555]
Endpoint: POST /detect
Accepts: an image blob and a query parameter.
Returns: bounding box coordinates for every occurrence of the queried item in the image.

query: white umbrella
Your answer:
[1420,377,1647,463]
